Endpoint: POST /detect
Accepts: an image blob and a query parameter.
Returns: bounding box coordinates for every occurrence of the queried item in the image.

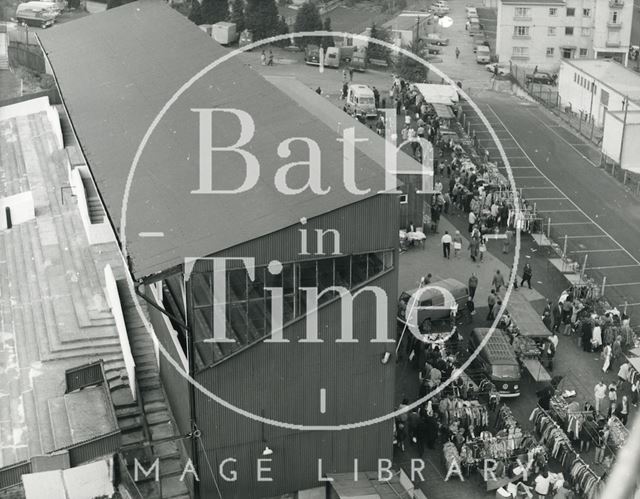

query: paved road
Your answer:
[459,92,640,322]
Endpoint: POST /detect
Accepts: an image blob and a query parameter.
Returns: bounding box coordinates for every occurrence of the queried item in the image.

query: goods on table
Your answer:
[443,442,461,474]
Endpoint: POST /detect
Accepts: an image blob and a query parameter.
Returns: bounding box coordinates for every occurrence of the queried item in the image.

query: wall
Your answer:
[0,191,35,230]
[602,111,640,173]
[68,165,116,246]
[103,264,136,400]
[186,195,399,498]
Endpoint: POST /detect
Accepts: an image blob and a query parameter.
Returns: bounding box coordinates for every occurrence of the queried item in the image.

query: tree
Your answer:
[293,1,323,46]
[367,23,391,64]
[245,0,280,41]
[276,16,290,47]
[322,17,334,49]
[394,42,428,82]
[229,0,245,33]
[188,0,203,24]
[200,0,229,24]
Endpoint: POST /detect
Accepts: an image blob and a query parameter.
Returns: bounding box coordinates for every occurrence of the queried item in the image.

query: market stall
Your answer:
[431,102,456,130]
[530,407,601,499]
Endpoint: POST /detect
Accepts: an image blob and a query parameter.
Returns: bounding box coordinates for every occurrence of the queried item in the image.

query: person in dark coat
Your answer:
[582,319,593,352]
[424,413,439,449]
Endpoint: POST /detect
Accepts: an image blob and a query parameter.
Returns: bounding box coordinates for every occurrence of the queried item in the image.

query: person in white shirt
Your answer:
[617,362,631,387]
[591,324,602,350]
[594,380,607,415]
[550,332,559,350]
[434,180,443,193]
[441,231,452,259]
[534,470,551,497]
[468,211,476,233]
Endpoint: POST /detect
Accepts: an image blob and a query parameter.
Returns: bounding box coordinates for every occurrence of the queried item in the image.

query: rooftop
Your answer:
[38,1,393,280]
[0,97,124,467]
[563,59,640,104]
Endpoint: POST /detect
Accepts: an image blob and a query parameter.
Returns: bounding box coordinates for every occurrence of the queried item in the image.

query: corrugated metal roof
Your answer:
[38,1,391,279]
[472,327,518,362]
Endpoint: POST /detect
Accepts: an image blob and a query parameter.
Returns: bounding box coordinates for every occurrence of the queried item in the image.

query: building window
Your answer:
[549,7,558,16]
[565,27,574,35]
[583,8,591,17]
[610,11,619,24]
[399,194,408,204]
[581,27,591,36]
[593,84,597,94]
[512,46,529,57]
[548,26,556,36]
[546,47,555,57]
[514,26,530,37]
[601,89,609,106]
[514,7,530,18]
[566,7,575,16]
[562,48,573,58]
[188,250,395,354]
[580,48,588,57]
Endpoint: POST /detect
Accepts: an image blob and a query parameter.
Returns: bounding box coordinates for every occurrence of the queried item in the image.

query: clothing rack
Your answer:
[531,406,600,481]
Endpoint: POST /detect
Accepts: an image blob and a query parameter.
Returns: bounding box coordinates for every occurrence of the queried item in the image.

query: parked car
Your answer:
[425,33,449,46]
[432,0,449,16]
[475,45,490,63]
[423,44,442,55]
[486,63,510,76]
[465,6,478,18]
[304,44,321,66]
[472,40,490,53]
[526,71,557,85]
[15,1,59,28]
[397,278,469,333]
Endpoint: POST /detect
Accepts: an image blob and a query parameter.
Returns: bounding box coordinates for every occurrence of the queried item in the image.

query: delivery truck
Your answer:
[211,22,238,45]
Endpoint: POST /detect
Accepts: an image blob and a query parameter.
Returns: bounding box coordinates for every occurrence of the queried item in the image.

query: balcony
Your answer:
[609,0,624,7]
[607,21,622,29]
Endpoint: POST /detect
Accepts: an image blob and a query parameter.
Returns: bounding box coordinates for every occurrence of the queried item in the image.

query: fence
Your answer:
[0,461,31,491]
[65,360,105,393]
[64,430,122,468]
[600,155,640,198]
[8,42,45,73]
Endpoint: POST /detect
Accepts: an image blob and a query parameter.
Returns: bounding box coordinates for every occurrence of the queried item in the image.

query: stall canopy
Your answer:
[413,83,460,105]
[505,291,551,338]
[431,102,455,120]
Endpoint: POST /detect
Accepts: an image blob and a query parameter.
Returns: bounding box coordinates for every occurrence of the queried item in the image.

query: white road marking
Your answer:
[549,222,595,225]
[521,186,564,190]
[513,176,546,179]
[525,197,568,201]
[536,209,580,213]
[570,249,626,253]
[138,232,165,237]
[587,265,640,270]
[487,105,640,267]
[320,388,326,414]
[563,235,609,239]
[522,108,600,167]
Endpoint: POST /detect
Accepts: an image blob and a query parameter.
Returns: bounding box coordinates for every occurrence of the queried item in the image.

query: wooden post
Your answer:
[581,254,588,282]
[547,217,551,239]
[563,234,568,261]
[601,276,607,297]
[623,170,628,185]
[624,301,628,315]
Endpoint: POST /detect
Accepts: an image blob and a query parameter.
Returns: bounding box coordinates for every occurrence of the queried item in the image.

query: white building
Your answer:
[496,0,633,71]
[558,58,640,172]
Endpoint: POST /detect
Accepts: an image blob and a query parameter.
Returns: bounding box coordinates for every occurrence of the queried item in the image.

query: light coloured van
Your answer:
[476,45,490,63]
[16,1,59,28]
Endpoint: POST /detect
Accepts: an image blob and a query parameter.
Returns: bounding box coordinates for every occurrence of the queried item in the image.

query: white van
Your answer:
[16,1,59,28]
[343,84,377,120]
[476,45,490,64]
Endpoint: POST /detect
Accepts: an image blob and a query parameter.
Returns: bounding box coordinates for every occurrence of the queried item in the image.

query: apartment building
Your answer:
[496,0,633,71]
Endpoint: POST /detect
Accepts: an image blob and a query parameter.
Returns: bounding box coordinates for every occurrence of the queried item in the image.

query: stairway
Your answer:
[54,105,75,147]
[115,279,190,499]
[81,177,105,224]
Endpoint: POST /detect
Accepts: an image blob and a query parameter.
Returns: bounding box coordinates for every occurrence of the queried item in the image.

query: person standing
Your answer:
[491,270,505,293]
[602,342,612,372]
[441,231,452,258]
[632,377,640,407]
[260,50,267,65]
[453,230,463,257]
[607,383,618,417]
[521,263,533,288]
[372,86,380,108]
[268,50,274,66]
[349,67,354,81]
[487,289,497,321]
[468,211,476,233]
[594,380,607,415]
[594,425,610,465]
[479,236,487,261]
[469,236,479,262]
[611,335,623,371]
[502,228,513,254]
[534,469,551,499]
[468,273,478,300]
[455,47,460,59]
[617,395,629,425]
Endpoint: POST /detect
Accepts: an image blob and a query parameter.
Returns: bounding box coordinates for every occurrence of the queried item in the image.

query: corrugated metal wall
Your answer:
[147,299,192,438]
[192,195,398,498]
[398,173,428,230]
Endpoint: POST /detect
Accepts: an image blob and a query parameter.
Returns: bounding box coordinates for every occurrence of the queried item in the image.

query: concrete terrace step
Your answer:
[47,396,72,449]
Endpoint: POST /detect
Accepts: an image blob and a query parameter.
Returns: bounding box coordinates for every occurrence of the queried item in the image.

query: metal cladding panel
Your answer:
[193,268,397,497]
[200,194,399,268]
[197,423,392,498]
[146,295,191,437]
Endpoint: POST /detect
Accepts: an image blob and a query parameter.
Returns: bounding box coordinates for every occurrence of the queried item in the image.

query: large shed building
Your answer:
[39,2,405,497]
